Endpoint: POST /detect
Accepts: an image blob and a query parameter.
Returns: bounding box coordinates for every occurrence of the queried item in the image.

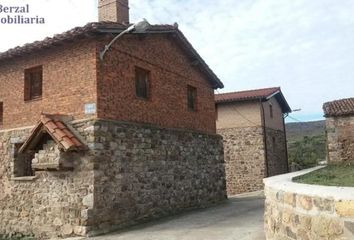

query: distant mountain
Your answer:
[286,120,325,142]
[286,120,326,169]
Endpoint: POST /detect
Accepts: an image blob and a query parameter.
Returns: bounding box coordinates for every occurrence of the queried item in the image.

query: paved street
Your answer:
[90,192,265,240]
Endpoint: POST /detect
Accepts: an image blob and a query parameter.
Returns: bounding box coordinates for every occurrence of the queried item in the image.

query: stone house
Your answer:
[323,97,354,164]
[0,0,227,238]
[215,87,291,195]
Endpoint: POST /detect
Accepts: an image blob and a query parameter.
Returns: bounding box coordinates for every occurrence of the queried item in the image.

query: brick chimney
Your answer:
[98,0,129,24]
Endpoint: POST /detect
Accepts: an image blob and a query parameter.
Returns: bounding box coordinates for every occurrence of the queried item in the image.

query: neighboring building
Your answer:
[323,97,354,164]
[215,87,291,195]
[0,0,227,238]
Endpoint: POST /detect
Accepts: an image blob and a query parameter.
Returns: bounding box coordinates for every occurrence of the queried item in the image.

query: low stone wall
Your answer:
[326,116,354,164]
[264,167,354,240]
[218,126,266,195]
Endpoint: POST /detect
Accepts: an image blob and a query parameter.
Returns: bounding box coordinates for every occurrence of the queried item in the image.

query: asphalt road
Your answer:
[89,193,265,240]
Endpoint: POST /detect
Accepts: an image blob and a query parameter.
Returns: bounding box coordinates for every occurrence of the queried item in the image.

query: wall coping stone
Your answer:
[89,118,223,137]
[11,176,38,181]
[264,166,354,201]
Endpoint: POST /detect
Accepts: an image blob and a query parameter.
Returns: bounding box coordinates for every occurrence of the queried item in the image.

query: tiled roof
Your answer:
[19,114,84,153]
[0,22,223,89]
[323,98,354,117]
[215,87,281,103]
[215,87,291,113]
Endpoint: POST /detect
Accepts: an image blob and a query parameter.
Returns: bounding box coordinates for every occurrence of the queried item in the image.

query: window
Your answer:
[215,104,218,120]
[135,67,149,99]
[0,102,3,126]
[269,103,273,118]
[187,85,197,111]
[13,142,34,177]
[24,66,43,101]
[272,137,276,152]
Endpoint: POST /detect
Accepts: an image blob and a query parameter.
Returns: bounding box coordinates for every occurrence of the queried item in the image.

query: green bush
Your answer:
[288,134,326,169]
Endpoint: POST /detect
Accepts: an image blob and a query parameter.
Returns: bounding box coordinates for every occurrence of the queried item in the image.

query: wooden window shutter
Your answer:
[135,67,149,99]
[24,66,43,101]
[24,71,31,101]
[187,85,197,111]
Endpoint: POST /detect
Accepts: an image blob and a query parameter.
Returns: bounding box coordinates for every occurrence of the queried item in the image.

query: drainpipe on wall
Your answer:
[260,99,269,177]
[282,113,290,173]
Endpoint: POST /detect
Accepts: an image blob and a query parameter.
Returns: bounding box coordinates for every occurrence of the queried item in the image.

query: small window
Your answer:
[0,102,3,126]
[272,137,276,152]
[24,66,43,101]
[215,104,218,120]
[187,85,197,111]
[13,143,34,177]
[135,67,149,99]
[269,103,273,118]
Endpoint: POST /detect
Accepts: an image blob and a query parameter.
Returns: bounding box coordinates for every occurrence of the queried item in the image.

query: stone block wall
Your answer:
[326,116,354,164]
[264,169,354,240]
[88,119,227,235]
[218,126,266,195]
[265,128,288,177]
[0,120,96,239]
[0,118,226,238]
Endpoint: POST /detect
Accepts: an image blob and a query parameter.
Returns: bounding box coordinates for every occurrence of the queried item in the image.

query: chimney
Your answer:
[98,0,129,24]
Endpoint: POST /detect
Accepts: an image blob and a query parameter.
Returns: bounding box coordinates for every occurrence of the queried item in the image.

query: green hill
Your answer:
[286,120,326,169]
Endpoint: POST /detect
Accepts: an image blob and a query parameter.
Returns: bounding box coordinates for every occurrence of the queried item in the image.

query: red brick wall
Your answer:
[96,34,217,134]
[0,39,97,129]
[0,34,217,134]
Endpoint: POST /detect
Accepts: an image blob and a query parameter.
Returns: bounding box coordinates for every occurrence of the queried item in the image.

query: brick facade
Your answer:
[0,39,97,129]
[0,34,217,134]
[96,34,216,134]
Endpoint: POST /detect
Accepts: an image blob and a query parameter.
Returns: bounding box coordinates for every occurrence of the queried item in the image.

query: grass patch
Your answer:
[293,165,354,187]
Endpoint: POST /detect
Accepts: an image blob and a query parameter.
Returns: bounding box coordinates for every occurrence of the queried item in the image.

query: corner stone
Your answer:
[61,224,73,236]
[82,193,94,208]
[335,201,354,217]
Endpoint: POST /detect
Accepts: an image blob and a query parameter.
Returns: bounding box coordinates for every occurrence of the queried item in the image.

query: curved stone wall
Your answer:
[264,167,354,240]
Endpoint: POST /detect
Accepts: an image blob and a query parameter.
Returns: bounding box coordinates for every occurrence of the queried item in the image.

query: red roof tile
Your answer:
[323,98,354,117]
[19,114,84,153]
[0,21,223,89]
[215,87,291,113]
[215,87,280,103]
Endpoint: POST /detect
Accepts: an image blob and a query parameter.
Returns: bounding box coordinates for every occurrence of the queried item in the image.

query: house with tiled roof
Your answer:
[323,97,354,164]
[215,87,291,195]
[0,0,226,238]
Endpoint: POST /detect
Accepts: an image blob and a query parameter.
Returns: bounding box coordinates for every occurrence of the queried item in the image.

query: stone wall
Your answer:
[326,116,354,164]
[264,168,354,240]
[0,120,96,239]
[0,118,226,238]
[218,126,266,195]
[88,119,227,235]
[265,128,288,177]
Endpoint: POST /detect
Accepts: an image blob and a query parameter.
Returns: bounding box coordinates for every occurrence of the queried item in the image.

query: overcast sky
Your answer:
[1,0,354,122]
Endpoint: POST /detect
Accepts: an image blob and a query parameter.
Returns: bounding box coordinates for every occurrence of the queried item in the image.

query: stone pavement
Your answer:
[87,192,265,240]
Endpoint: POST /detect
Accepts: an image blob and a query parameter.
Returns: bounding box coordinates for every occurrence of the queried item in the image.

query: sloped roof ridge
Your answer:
[323,97,354,117]
[19,114,84,153]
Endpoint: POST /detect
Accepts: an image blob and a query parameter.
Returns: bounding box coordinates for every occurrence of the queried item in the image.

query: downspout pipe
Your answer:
[260,99,269,177]
[283,113,290,173]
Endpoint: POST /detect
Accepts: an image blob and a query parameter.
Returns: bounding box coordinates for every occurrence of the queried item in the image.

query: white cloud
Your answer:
[1,0,354,121]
